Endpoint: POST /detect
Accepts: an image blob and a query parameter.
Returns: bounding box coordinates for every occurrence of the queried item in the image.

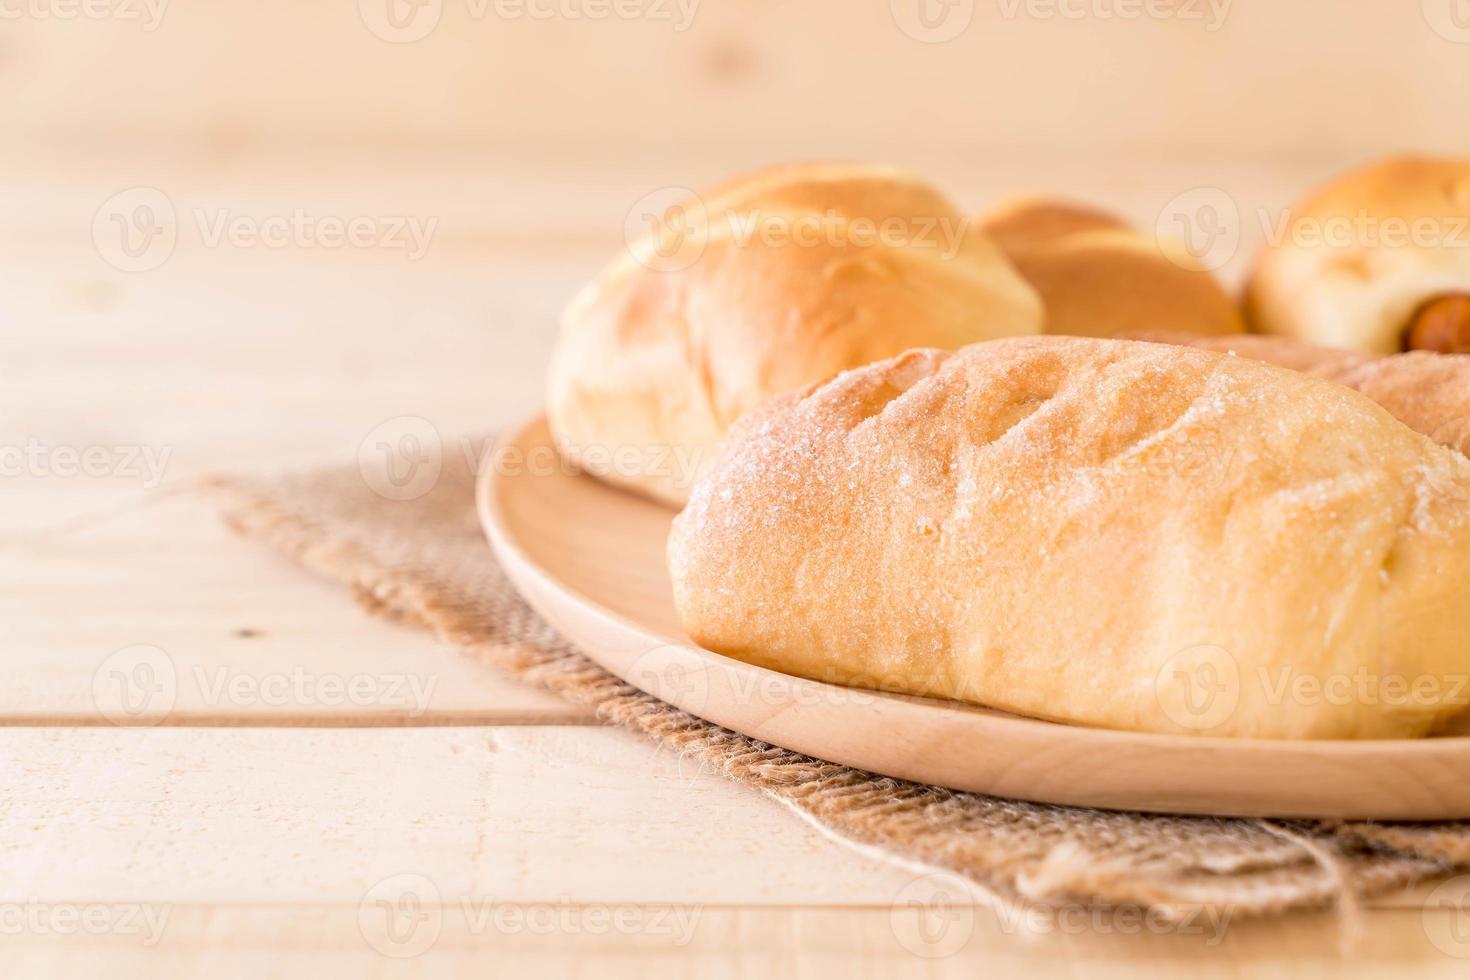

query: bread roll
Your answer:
[669,336,1470,739]
[1245,155,1470,354]
[979,197,1244,339]
[1133,331,1470,457]
[548,164,1045,506]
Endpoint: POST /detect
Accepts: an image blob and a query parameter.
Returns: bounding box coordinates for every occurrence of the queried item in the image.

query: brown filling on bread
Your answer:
[1404,294,1470,354]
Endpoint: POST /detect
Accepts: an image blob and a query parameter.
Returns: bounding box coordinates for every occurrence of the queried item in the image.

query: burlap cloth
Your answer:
[210,441,1470,926]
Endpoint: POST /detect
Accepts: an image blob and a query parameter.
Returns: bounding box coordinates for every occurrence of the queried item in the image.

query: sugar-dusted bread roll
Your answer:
[1133,331,1470,457]
[669,336,1470,739]
[549,164,1044,506]
[1246,155,1470,354]
[979,197,1244,339]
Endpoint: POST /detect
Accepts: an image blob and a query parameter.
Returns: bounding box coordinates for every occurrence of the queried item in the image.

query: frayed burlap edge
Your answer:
[204,456,1470,928]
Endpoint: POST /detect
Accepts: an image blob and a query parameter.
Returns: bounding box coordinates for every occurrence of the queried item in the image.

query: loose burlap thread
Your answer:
[210,442,1470,925]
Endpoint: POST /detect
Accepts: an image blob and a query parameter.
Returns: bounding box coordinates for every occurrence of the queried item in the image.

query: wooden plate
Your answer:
[479,415,1470,819]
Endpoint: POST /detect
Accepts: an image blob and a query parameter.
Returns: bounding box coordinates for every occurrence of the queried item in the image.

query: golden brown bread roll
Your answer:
[669,336,1470,739]
[979,197,1244,339]
[1245,155,1470,354]
[1134,331,1470,458]
[548,164,1044,506]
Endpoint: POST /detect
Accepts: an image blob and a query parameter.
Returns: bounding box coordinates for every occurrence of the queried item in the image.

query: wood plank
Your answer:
[0,492,591,725]
[0,253,566,505]
[0,726,926,905]
[0,726,1441,909]
[0,724,1460,975]
[0,229,596,723]
[0,3,1464,159]
[0,904,1464,979]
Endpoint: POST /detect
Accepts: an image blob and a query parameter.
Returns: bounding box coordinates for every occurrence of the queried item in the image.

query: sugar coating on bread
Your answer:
[1133,331,1470,458]
[669,336,1470,739]
[548,163,1044,506]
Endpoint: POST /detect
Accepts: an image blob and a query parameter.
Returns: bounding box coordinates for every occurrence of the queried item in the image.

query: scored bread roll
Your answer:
[979,197,1244,339]
[1132,331,1470,457]
[1246,155,1470,354]
[548,163,1044,506]
[669,336,1470,739]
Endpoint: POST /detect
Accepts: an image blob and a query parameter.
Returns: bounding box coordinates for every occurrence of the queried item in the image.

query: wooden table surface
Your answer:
[6,145,1469,977]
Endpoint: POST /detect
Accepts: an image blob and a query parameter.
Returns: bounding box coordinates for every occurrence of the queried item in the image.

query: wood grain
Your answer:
[0,726,918,905]
[1,3,1466,158]
[0,727,1460,976]
[5,905,1467,980]
[0,492,592,726]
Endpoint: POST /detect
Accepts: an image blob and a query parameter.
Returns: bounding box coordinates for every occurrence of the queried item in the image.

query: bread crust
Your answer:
[1245,155,1470,353]
[980,196,1244,339]
[548,164,1044,506]
[1132,331,1470,458]
[669,336,1470,739]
